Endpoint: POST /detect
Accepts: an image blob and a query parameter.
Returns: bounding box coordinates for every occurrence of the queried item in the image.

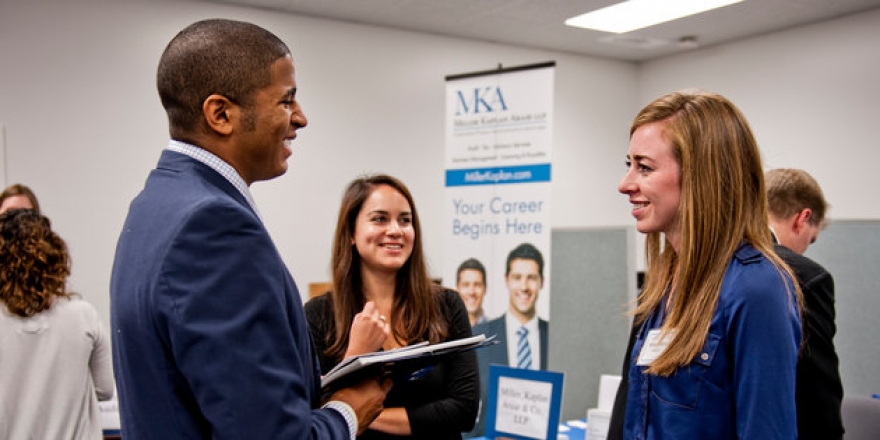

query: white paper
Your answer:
[494,376,554,438]
[598,374,622,410]
[321,334,491,389]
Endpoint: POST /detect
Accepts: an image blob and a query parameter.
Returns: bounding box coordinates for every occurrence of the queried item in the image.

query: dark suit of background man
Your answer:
[606,168,844,440]
[110,19,388,439]
[766,168,845,440]
[466,242,549,437]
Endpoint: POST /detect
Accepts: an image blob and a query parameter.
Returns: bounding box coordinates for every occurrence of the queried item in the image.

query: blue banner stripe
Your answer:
[445,164,551,186]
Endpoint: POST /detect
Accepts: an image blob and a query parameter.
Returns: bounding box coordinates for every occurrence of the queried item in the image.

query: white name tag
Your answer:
[636,329,676,366]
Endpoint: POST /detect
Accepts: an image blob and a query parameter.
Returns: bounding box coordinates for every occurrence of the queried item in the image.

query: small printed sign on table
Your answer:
[485,365,564,440]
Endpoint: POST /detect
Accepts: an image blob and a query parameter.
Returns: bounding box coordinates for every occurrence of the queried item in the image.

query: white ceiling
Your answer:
[199,0,880,62]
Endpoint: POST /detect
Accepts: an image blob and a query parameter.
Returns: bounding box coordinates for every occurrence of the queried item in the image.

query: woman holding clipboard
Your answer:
[305,174,479,439]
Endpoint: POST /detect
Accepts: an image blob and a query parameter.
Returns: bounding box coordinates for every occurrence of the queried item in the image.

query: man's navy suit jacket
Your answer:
[110,150,349,439]
[474,314,549,372]
[774,244,844,440]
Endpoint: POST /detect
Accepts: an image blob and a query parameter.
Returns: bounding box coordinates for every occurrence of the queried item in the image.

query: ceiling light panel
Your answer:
[565,0,745,33]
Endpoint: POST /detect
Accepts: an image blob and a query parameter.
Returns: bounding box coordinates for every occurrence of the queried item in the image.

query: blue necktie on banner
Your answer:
[516,326,532,370]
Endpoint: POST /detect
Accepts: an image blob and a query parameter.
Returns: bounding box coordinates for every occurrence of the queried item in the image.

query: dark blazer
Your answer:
[775,244,844,440]
[607,245,844,440]
[464,314,549,437]
[473,314,549,372]
[110,150,349,439]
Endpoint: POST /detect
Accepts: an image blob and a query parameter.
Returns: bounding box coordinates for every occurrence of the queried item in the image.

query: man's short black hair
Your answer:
[456,258,486,284]
[505,243,544,278]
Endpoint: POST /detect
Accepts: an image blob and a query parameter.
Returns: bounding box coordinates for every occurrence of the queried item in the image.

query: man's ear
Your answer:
[202,94,237,136]
[792,208,813,233]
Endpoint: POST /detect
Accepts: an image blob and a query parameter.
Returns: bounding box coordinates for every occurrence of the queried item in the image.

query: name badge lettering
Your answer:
[636,329,676,366]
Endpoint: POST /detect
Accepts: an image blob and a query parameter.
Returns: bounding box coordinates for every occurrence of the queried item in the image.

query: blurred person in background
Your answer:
[767,167,844,440]
[0,183,41,214]
[0,208,113,439]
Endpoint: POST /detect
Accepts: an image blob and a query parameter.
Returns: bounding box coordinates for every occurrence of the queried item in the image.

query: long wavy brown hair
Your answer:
[0,209,73,317]
[324,174,447,361]
[631,90,803,376]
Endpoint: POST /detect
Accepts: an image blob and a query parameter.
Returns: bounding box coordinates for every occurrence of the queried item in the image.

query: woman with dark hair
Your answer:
[305,174,479,439]
[617,90,803,439]
[0,209,114,439]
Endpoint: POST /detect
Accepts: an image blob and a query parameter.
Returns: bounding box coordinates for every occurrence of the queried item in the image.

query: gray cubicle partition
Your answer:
[549,228,632,421]
[805,220,880,399]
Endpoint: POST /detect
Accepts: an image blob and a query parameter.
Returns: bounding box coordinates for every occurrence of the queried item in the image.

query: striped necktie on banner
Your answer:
[516,326,532,370]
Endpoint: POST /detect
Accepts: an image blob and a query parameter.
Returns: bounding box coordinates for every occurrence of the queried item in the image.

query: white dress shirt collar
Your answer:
[165,139,261,218]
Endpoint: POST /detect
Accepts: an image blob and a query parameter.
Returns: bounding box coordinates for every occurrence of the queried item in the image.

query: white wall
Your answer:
[0,0,637,326]
[638,7,880,222]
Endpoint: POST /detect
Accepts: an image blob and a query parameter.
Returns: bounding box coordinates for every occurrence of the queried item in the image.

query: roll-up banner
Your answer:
[443,61,554,346]
[445,61,555,438]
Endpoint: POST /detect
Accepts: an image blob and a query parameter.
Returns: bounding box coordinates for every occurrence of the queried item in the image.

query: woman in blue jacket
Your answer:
[617,90,803,439]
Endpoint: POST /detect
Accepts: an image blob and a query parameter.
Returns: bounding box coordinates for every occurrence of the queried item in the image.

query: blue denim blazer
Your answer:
[624,243,801,440]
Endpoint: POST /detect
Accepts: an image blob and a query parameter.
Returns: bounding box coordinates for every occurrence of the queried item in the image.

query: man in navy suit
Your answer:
[466,242,549,437]
[110,19,388,439]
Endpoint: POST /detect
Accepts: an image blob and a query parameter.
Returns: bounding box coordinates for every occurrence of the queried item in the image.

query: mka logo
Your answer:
[454,86,508,115]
